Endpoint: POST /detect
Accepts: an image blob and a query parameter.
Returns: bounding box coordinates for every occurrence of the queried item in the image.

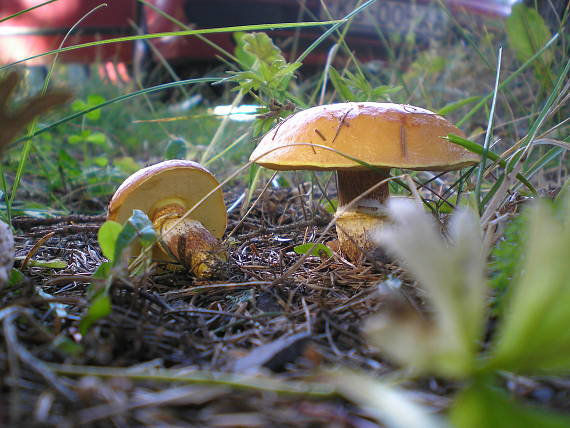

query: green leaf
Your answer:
[165,138,188,160]
[86,132,107,146]
[506,4,552,65]
[93,156,109,167]
[451,381,570,428]
[506,3,553,85]
[114,209,156,263]
[114,156,140,175]
[491,196,570,373]
[79,292,112,335]
[8,268,24,287]
[294,243,333,258]
[25,258,67,269]
[323,199,338,214]
[98,221,123,262]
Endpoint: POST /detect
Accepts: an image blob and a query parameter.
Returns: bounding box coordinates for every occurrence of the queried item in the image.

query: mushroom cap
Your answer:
[108,160,227,240]
[250,102,479,171]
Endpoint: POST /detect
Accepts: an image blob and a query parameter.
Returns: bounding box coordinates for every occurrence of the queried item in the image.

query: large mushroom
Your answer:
[108,160,227,277]
[249,102,480,260]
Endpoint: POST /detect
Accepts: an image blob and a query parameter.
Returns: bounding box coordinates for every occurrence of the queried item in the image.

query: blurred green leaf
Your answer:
[79,292,111,335]
[506,3,553,85]
[294,243,333,258]
[451,381,570,428]
[491,197,570,373]
[165,138,188,160]
[98,220,123,263]
[114,156,140,175]
[86,132,107,146]
[8,268,24,287]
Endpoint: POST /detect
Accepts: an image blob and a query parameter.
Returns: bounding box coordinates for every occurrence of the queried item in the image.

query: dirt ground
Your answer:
[2,186,569,427]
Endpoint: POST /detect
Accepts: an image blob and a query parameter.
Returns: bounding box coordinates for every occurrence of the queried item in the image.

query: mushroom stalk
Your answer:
[152,201,227,278]
[335,169,390,260]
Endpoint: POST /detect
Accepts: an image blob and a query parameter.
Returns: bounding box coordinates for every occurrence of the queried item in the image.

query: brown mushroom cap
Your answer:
[108,159,227,241]
[250,102,479,171]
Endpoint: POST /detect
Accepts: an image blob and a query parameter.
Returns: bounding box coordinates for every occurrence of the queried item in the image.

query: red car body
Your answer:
[0,0,511,67]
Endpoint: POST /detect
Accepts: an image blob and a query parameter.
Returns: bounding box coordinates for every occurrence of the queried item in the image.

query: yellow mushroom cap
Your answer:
[250,102,480,171]
[108,160,227,260]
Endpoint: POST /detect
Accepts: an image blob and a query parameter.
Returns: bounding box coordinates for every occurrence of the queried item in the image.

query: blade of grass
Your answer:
[295,0,376,64]
[475,47,502,213]
[0,20,343,71]
[0,0,58,23]
[446,134,537,194]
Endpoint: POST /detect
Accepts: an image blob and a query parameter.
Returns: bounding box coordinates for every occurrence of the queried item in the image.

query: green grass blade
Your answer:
[475,47,502,213]
[437,96,481,116]
[447,134,537,194]
[295,0,375,63]
[0,0,58,23]
[0,21,342,71]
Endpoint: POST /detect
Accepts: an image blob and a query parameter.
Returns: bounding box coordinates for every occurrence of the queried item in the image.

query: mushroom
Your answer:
[249,102,480,260]
[108,160,227,277]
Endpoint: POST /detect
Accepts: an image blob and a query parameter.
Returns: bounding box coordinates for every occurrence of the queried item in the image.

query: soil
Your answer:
[1,186,569,427]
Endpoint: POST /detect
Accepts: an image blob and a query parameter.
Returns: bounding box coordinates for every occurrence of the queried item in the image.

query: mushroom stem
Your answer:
[335,169,391,260]
[151,202,227,277]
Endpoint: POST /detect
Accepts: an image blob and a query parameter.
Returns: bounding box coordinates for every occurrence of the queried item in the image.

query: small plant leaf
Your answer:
[294,243,333,258]
[451,381,570,428]
[98,220,123,263]
[79,292,112,336]
[491,196,570,373]
[114,209,156,263]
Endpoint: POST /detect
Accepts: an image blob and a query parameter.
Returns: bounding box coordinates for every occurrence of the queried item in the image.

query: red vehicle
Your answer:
[0,0,512,68]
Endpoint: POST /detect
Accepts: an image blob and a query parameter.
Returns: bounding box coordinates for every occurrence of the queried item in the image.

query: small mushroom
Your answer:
[249,102,480,260]
[107,160,227,277]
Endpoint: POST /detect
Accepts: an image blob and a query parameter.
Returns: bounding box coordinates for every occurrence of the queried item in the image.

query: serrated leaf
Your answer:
[294,243,333,258]
[98,220,123,262]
